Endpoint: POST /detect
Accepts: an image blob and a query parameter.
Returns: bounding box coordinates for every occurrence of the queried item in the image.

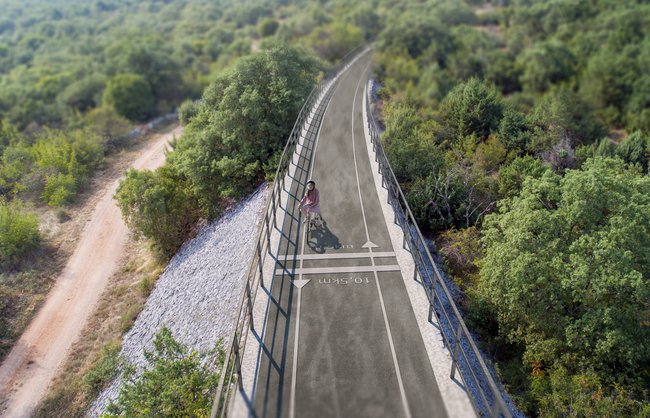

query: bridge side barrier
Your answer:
[365,84,514,418]
[210,46,368,418]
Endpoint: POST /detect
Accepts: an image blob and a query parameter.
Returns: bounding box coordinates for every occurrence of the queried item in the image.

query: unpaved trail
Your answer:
[0,126,182,418]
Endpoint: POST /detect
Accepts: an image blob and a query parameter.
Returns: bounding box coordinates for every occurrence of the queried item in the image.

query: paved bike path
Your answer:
[252,53,447,418]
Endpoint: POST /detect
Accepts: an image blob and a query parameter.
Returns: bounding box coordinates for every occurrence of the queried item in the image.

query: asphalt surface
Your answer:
[252,53,447,418]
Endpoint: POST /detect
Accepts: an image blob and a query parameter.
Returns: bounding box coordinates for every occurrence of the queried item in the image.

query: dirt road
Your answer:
[0,125,182,418]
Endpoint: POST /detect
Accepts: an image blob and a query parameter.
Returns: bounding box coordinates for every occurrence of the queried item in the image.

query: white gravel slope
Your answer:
[89,184,269,416]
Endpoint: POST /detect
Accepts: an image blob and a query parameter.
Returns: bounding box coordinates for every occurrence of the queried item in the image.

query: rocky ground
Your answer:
[90,184,269,416]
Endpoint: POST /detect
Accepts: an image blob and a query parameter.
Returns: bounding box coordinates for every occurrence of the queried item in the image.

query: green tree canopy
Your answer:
[114,166,200,258]
[440,77,503,141]
[479,157,650,376]
[102,74,154,121]
[170,44,318,217]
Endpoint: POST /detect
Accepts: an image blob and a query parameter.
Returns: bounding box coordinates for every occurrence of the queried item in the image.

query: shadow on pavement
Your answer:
[307,219,341,253]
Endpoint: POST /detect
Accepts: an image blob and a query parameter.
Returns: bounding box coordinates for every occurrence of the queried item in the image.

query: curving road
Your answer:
[0,126,181,418]
[248,53,449,418]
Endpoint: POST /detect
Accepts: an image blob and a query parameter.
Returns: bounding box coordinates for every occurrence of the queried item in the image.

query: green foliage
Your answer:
[103,74,154,121]
[440,78,503,141]
[381,100,444,183]
[616,131,650,172]
[178,100,199,127]
[437,227,481,291]
[83,341,121,398]
[171,44,318,218]
[306,22,363,62]
[43,172,76,206]
[115,166,200,259]
[103,327,222,418]
[517,41,576,93]
[57,75,106,112]
[496,155,549,199]
[83,106,132,150]
[258,17,279,38]
[32,128,103,205]
[479,157,650,378]
[497,105,532,153]
[532,366,650,418]
[0,198,40,269]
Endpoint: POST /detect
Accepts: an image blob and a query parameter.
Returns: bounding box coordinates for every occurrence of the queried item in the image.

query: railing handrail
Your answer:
[210,46,369,418]
[365,82,512,418]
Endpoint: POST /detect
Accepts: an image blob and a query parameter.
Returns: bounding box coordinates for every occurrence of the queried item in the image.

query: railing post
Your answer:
[271,190,277,228]
[257,241,264,287]
[246,282,254,330]
[233,337,243,389]
[450,322,463,380]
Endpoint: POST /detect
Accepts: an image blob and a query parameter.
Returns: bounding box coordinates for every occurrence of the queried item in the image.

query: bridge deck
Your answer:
[250,53,447,418]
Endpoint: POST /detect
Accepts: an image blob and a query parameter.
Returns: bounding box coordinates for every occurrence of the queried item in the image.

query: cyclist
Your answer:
[298,180,321,225]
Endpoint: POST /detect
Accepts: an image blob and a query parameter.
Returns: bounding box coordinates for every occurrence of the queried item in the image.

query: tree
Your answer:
[258,17,279,38]
[102,74,154,121]
[56,74,106,112]
[114,166,200,259]
[171,44,318,218]
[517,41,576,93]
[496,155,549,199]
[306,22,364,62]
[178,100,199,126]
[616,131,649,172]
[479,157,650,376]
[440,77,504,141]
[84,106,132,150]
[104,327,222,417]
[381,100,444,184]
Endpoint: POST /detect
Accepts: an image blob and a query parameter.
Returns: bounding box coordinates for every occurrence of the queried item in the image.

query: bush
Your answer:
[0,198,40,269]
[83,341,121,398]
[84,107,132,150]
[104,327,222,417]
[43,172,77,206]
[114,166,200,259]
[440,77,504,141]
[258,17,279,38]
[102,74,154,121]
[178,100,199,126]
[306,22,364,62]
[532,366,650,417]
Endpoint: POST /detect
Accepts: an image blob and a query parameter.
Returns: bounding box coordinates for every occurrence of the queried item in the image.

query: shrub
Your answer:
[258,17,279,38]
[440,77,504,141]
[83,341,121,398]
[114,166,200,259]
[103,74,154,121]
[104,327,222,417]
[0,198,40,269]
[178,100,199,126]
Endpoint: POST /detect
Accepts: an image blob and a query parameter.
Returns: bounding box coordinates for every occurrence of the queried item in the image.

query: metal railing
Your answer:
[210,46,368,418]
[365,84,513,418]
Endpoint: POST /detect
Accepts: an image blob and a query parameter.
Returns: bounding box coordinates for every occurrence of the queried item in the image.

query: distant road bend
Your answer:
[213,50,506,417]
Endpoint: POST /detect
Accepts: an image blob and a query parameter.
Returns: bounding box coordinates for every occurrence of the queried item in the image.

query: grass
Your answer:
[0,245,60,361]
[33,241,163,418]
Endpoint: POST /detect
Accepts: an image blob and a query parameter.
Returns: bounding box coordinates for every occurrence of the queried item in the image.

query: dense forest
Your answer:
[1,0,649,416]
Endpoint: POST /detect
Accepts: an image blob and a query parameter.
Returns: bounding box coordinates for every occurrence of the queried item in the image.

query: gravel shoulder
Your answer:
[90,184,269,415]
